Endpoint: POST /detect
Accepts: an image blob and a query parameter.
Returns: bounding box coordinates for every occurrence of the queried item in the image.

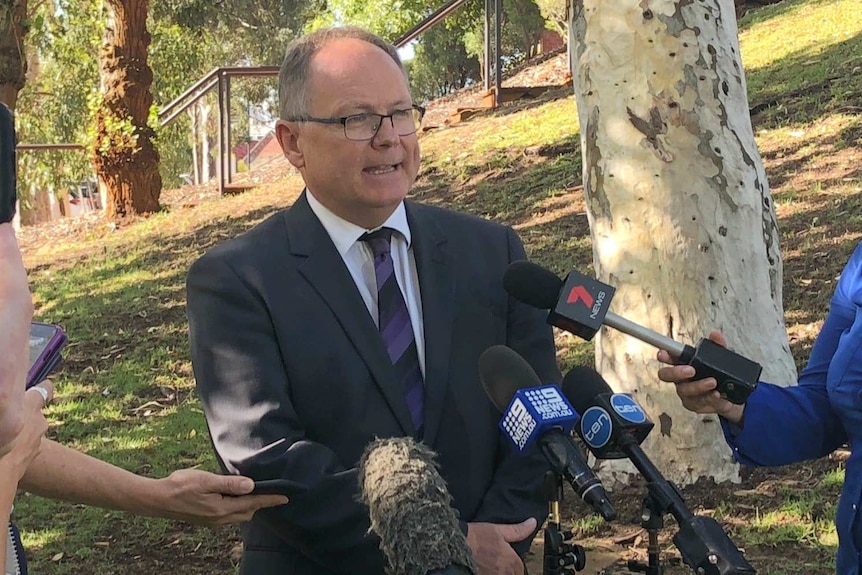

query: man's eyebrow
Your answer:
[337,100,414,114]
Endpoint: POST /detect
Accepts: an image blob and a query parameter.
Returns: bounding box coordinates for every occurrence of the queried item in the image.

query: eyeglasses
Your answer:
[285,105,425,141]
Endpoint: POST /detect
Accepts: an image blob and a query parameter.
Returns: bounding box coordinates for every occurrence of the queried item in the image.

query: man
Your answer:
[187,26,560,575]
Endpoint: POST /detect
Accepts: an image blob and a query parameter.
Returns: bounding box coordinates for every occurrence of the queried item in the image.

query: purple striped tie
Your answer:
[361,228,424,432]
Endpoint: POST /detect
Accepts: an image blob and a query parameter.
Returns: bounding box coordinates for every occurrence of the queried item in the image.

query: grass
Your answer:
[13,0,862,572]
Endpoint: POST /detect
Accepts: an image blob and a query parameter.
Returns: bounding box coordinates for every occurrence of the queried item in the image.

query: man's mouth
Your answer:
[364,164,398,175]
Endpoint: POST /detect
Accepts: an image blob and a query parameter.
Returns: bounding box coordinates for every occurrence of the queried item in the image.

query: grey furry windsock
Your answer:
[358,437,477,575]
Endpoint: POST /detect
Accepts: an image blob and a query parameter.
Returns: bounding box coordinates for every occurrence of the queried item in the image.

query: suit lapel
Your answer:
[407,203,455,447]
[284,192,415,436]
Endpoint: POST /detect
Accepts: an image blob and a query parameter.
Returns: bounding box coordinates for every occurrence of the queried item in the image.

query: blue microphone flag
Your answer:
[499,385,579,452]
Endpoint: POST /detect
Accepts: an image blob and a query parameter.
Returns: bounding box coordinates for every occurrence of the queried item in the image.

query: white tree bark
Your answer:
[188,106,200,185]
[569,0,797,484]
[200,101,211,183]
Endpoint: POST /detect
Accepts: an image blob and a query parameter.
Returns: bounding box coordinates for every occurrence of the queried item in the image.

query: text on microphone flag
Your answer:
[500,385,579,452]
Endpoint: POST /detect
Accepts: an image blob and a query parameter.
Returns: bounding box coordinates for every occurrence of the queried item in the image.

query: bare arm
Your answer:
[19,439,289,526]
[0,223,33,453]
[0,385,52,567]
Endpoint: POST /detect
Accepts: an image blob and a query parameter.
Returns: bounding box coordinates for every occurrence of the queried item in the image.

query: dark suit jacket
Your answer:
[187,192,560,574]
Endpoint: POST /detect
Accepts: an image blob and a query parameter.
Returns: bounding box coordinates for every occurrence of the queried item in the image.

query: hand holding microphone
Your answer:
[504,261,762,405]
[657,330,747,424]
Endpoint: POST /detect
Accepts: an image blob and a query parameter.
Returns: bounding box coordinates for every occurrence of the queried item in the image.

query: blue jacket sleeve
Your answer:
[722,243,862,465]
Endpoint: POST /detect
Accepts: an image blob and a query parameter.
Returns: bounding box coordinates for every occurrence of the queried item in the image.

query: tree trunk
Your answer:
[200,101,211,182]
[570,0,796,485]
[0,0,27,110]
[188,106,200,184]
[93,0,161,220]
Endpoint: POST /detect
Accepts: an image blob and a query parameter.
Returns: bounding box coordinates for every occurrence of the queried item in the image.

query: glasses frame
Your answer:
[284,105,426,141]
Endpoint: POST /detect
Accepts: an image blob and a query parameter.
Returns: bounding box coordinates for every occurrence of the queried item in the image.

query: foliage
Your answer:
[408,23,481,101]
[501,0,546,61]
[15,0,103,209]
[535,0,568,36]
[152,0,324,64]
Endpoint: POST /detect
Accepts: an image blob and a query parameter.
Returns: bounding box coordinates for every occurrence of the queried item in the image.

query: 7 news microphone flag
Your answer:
[504,260,762,405]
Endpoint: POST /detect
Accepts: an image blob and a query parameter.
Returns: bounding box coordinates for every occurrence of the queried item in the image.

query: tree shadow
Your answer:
[746,31,862,130]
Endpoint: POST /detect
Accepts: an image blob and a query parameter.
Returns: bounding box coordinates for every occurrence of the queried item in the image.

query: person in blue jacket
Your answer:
[657,241,862,574]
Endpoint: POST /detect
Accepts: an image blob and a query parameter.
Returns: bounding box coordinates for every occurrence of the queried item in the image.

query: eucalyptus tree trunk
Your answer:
[570,0,796,484]
[93,0,161,220]
[0,0,27,110]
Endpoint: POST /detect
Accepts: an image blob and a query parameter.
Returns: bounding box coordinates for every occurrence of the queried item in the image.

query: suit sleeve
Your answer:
[469,227,561,554]
[187,254,384,572]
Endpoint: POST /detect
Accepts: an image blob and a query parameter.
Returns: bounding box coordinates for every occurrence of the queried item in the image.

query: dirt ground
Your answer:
[521,455,843,575]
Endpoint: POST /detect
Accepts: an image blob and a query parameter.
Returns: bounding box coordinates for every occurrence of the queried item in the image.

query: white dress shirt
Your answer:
[305,190,426,376]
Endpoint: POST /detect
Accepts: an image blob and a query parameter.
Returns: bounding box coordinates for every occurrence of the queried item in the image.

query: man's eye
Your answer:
[392,109,411,119]
[346,114,370,125]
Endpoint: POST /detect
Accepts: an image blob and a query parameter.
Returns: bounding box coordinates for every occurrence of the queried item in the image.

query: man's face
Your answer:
[276,38,421,229]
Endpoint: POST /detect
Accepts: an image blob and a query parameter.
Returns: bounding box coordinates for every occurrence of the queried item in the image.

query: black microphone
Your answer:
[563,366,756,575]
[478,345,616,521]
[0,103,16,224]
[357,437,476,575]
[504,261,762,405]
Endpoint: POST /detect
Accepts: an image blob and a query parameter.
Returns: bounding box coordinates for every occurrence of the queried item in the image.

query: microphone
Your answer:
[1,103,16,224]
[478,345,616,521]
[357,437,476,575]
[563,366,756,575]
[504,260,762,404]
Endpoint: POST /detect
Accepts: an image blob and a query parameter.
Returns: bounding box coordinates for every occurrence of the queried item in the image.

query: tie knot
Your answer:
[360,228,394,258]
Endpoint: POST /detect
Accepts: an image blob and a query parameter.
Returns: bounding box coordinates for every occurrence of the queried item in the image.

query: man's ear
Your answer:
[275,120,305,169]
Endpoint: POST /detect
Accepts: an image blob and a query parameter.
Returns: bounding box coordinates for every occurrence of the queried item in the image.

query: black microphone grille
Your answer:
[503,260,562,310]
[562,365,614,415]
[478,345,542,413]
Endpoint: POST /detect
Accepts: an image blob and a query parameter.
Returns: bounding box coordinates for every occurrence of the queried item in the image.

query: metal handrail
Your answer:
[393,0,475,47]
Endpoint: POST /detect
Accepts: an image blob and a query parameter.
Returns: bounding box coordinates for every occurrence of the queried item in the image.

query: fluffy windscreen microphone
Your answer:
[0,103,16,224]
[358,437,476,575]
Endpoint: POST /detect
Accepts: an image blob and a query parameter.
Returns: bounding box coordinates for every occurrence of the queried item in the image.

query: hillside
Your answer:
[15,1,862,573]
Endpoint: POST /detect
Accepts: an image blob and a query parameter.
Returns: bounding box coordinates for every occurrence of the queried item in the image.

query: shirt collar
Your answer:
[305,189,412,258]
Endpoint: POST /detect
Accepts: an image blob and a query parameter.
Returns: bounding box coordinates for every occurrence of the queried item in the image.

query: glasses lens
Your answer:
[343,108,423,141]
[392,109,421,136]
[344,114,381,141]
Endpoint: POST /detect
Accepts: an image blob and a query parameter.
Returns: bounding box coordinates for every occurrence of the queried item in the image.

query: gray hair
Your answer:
[278,26,409,120]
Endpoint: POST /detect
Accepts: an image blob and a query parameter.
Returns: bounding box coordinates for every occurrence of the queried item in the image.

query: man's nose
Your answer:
[372,116,399,146]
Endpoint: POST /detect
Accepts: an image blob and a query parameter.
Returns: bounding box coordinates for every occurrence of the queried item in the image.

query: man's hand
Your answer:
[151,469,290,526]
[657,330,745,424]
[466,517,536,575]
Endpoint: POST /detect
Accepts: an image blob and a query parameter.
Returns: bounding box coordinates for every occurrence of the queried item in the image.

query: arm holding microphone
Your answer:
[658,326,848,467]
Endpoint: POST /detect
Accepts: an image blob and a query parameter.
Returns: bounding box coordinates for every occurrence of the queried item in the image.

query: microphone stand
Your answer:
[627,491,666,575]
[621,437,756,575]
[542,471,586,575]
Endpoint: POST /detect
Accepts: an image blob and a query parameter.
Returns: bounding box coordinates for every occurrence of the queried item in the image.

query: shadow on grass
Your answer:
[736,0,836,33]
[746,31,862,129]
